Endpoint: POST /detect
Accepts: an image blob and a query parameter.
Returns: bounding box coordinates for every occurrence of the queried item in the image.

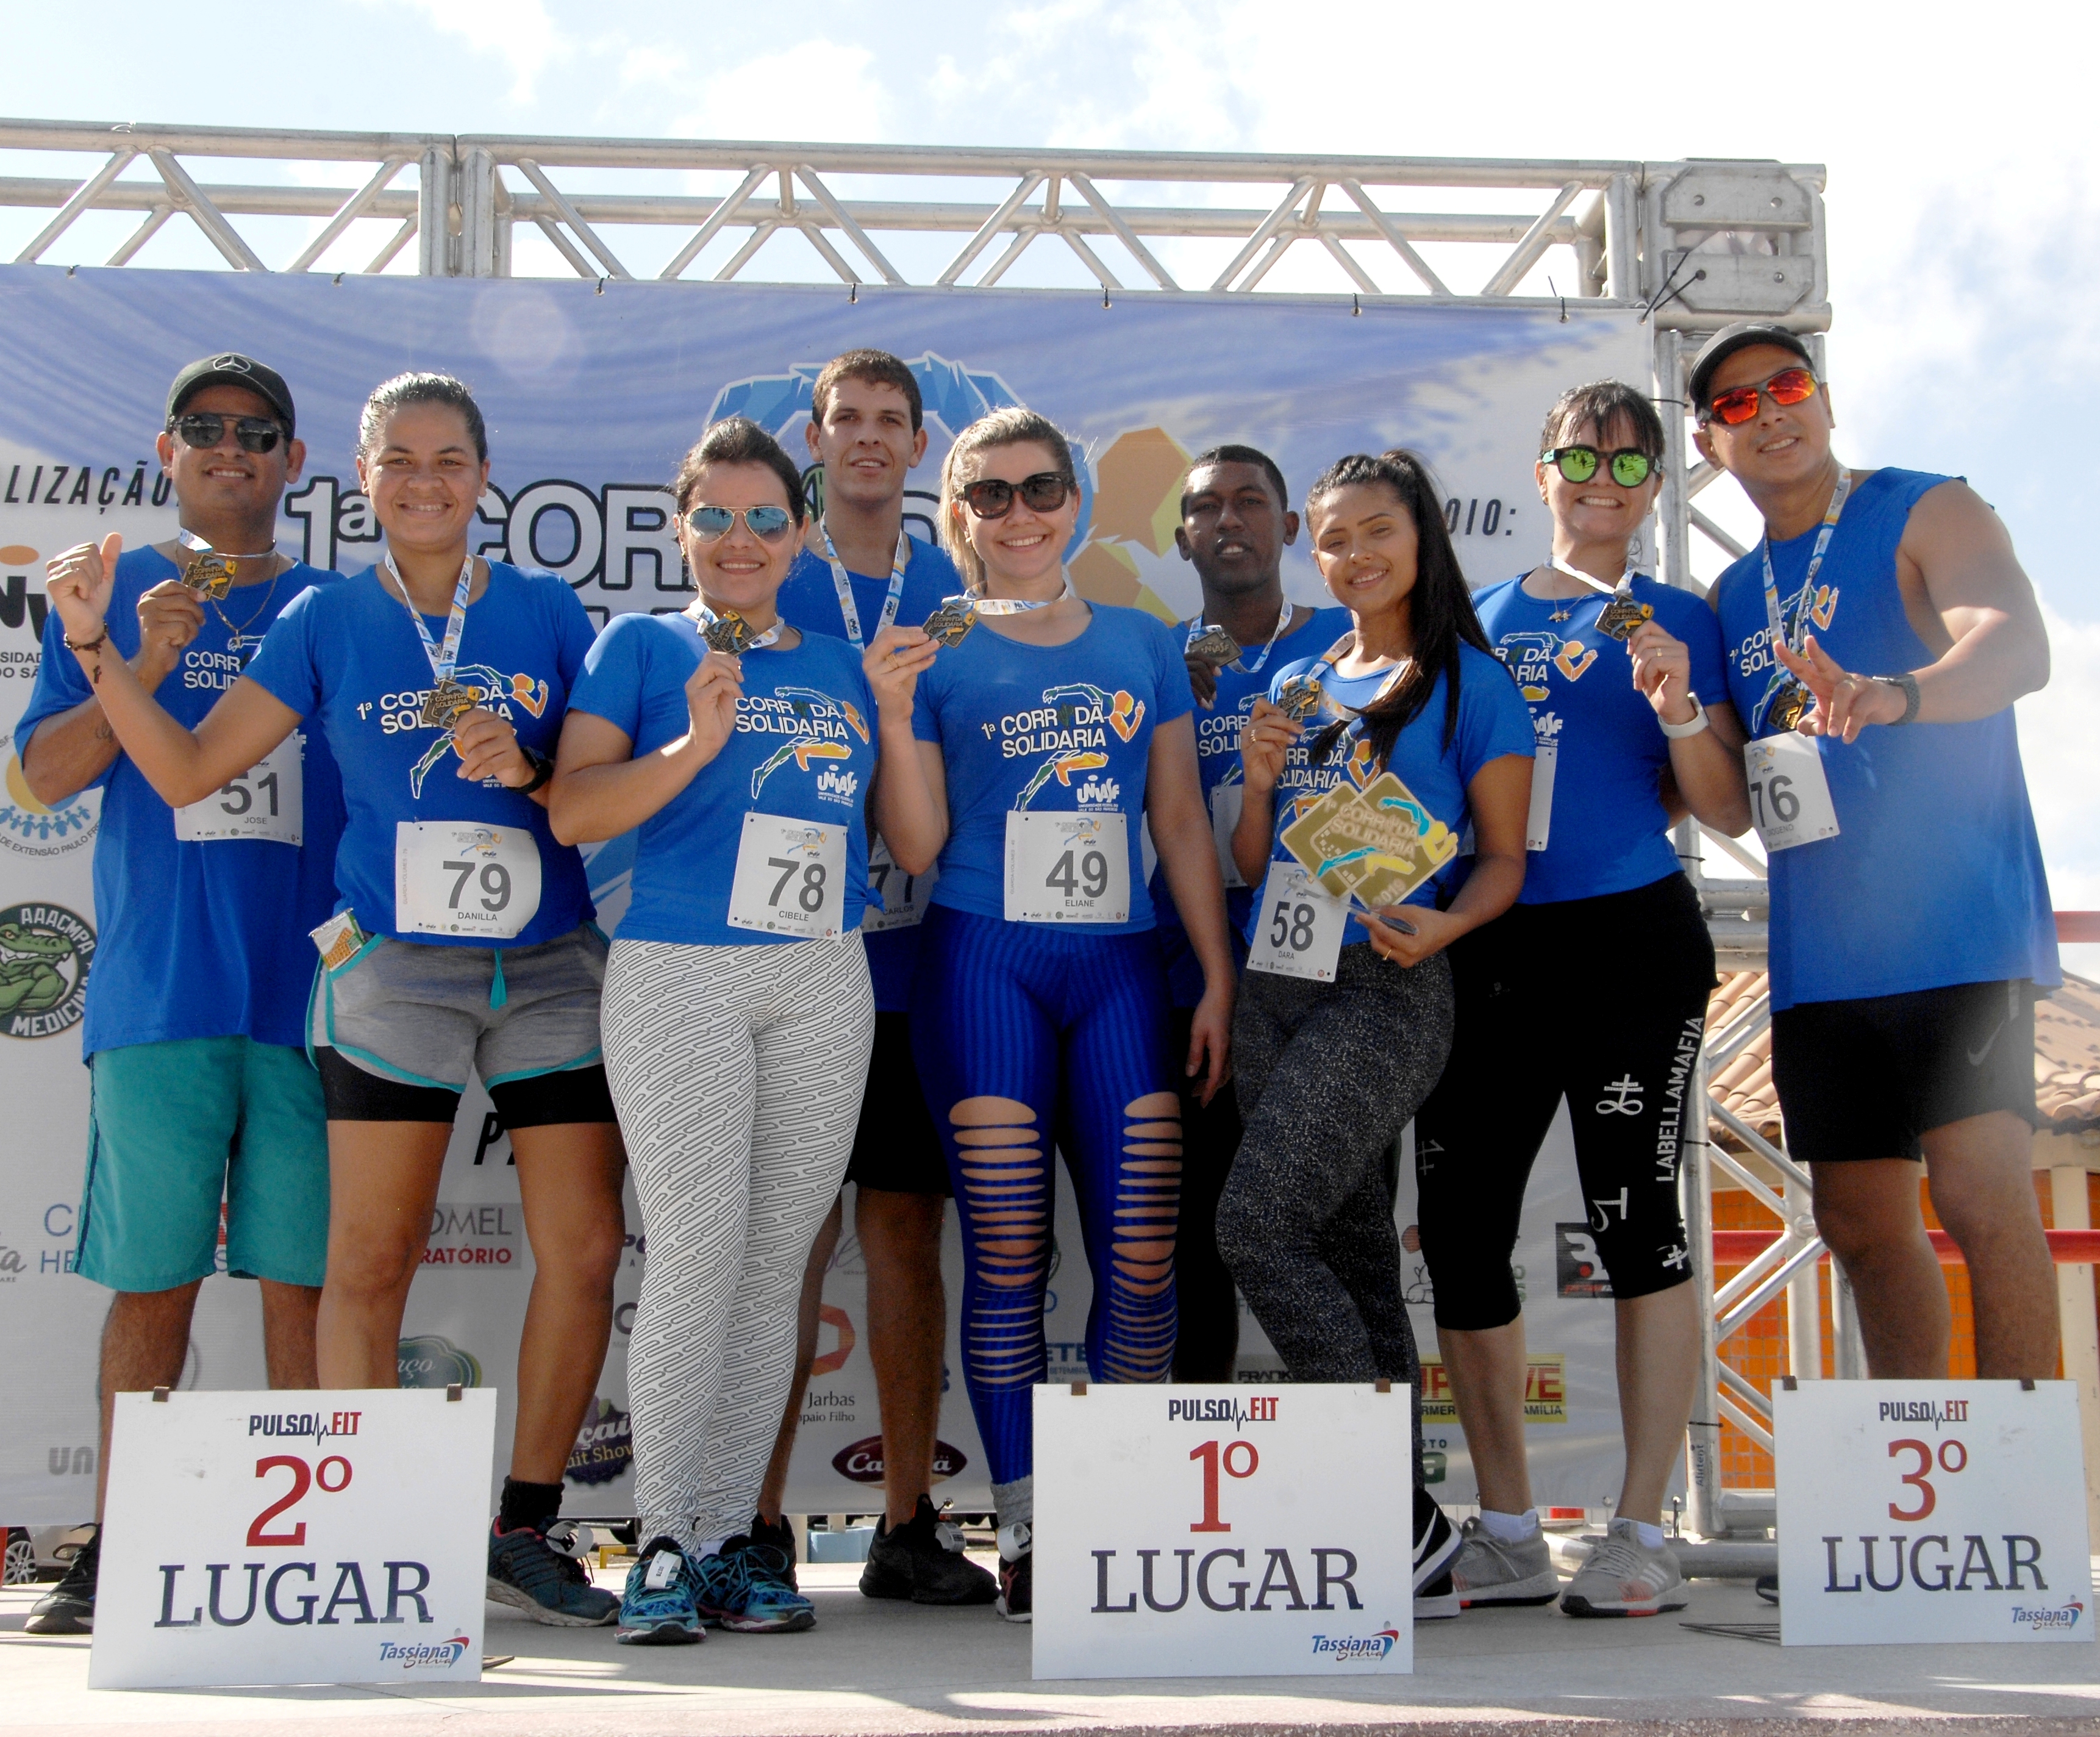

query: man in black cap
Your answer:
[20,354,346,1633]
[1695,323,2060,1380]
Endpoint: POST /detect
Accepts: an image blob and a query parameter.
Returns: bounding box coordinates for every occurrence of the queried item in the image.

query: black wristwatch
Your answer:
[518,748,555,794]
[1874,671,1921,725]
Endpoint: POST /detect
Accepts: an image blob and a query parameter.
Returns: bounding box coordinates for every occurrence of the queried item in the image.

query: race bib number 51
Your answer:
[729,811,847,939]
[174,732,304,846]
[1745,732,1840,853]
[395,822,543,940]
[1005,811,1131,924]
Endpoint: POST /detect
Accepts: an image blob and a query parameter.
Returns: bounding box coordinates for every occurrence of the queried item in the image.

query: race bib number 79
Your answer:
[394,822,544,940]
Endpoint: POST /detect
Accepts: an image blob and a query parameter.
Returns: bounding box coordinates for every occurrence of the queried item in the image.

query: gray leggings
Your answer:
[1217,944,1454,1485]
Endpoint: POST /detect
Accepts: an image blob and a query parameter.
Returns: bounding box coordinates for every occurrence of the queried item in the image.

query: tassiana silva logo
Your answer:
[1310,1628,1400,1661]
[0,902,94,1038]
[379,1635,471,1671]
[395,1334,482,1389]
[2011,1599,2084,1631]
[0,729,98,858]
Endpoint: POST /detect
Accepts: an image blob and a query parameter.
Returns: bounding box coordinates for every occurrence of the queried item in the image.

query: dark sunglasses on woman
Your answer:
[960,472,1072,519]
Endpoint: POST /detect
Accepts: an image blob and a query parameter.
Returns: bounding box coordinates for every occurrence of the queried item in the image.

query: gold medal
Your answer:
[703,611,760,654]
[1276,674,1323,722]
[922,596,977,649]
[421,677,476,731]
[1186,625,1242,666]
[1595,596,1654,642]
[1769,683,1810,731]
[179,551,235,601]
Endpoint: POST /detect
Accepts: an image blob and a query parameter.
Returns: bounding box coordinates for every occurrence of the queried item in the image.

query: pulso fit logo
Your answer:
[0,902,94,1037]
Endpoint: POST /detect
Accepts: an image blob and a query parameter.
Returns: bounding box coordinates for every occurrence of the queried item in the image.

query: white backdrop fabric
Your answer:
[0,267,1665,1521]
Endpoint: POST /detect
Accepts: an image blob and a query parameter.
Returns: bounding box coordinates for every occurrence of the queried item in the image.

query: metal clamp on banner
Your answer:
[1070,1381,1087,1396]
[152,1387,168,1403]
[447,1383,463,1402]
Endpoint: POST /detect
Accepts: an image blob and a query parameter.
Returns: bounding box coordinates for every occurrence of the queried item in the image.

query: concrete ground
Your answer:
[6,1559,2099,1737]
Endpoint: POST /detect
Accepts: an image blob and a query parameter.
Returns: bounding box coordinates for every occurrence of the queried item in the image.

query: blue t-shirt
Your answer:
[776,530,959,1008]
[1474,572,1727,905]
[569,612,877,948]
[1152,604,1354,1005]
[17,549,348,1059]
[243,560,595,949]
[1712,467,2059,1010]
[1251,641,1534,950]
[912,603,1195,936]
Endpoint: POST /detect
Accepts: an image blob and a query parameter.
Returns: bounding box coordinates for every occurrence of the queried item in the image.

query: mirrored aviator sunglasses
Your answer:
[685,503,796,543]
[170,412,284,454]
[1705,367,1820,428]
[960,471,1071,519]
[1543,446,1654,488]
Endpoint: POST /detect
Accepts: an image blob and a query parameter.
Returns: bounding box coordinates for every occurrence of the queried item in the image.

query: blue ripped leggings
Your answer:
[910,905,1181,1488]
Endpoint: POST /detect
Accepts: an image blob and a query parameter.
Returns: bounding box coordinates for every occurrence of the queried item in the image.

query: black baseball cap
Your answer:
[1686,323,1815,415]
[166,353,296,436]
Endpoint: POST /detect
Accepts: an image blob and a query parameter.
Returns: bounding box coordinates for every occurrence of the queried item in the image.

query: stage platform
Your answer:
[7,1559,2099,1737]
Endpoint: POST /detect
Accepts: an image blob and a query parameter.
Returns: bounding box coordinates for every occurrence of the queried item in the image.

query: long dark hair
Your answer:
[1305,449,1495,770]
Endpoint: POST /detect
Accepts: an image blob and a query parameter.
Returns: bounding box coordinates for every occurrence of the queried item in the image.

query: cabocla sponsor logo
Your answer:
[830,1434,969,1486]
[0,901,93,1037]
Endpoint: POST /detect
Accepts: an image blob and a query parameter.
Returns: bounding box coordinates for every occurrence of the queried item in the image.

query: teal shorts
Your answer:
[77,1037,330,1292]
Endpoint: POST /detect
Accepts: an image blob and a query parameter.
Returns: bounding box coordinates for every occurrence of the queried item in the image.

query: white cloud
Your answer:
[670,41,887,144]
[359,0,570,104]
[2018,600,2100,912]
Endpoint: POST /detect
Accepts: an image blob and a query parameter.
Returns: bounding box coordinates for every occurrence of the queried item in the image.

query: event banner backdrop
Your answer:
[0,265,1662,1524]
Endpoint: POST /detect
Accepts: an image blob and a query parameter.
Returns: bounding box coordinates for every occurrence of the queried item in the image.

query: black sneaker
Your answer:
[995,1521,1032,1624]
[1414,1566,1461,1621]
[1413,1490,1459,1592]
[1755,1572,1779,1605]
[861,1497,998,1605]
[750,1513,799,1592]
[487,1519,619,1627]
[27,1527,98,1635]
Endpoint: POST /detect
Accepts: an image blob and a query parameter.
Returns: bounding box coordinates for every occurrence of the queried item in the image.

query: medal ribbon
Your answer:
[959,571,1076,617]
[685,598,787,651]
[1547,556,1647,600]
[1753,467,1852,732]
[178,528,277,562]
[821,523,910,653]
[1185,601,1292,675]
[384,551,475,691]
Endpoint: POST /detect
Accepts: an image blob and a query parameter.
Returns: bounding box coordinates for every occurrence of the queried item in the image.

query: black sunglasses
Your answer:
[168,412,285,454]
[960,471,1073,519]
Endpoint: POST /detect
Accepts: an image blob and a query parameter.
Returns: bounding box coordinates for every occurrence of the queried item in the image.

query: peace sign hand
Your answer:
[1774,633,1905,743]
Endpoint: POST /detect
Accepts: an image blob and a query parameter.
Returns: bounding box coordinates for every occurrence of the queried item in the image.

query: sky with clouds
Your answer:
[2,0,2093,934]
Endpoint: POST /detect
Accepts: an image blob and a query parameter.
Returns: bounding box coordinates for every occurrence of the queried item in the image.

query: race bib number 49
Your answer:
[1005,810,1131,924]
[394,822,543,940]
[174,733,304,846]
[729,811,847,939]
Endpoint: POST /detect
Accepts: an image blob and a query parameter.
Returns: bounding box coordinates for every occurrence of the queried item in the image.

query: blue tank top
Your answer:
[1711,468,2059,1010]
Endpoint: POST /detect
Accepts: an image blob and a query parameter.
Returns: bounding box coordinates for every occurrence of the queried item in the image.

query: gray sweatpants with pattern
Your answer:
[1218,943,1454,1489]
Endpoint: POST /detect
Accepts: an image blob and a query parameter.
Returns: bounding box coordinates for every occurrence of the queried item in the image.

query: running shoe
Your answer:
[1450,1516,1560,1607]
[749,1512,800,1592]
[862,1497,999,1606]
[26,1527,97,1635]
[1754,1572,1779,1605]
[617,1535,705,1646]
[693,1535,817,1633]
[995,1520,1032,1623]
[1413,1489,1460,1592]
[1414,1566,1460,1621]
[487,1518,620,1626]
[1559,1517,1688,1617]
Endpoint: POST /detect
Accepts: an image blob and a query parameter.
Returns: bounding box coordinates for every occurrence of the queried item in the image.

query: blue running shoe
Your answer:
[617,1536,705,1646]
[487,1520,619,1627]
[693,1535,816,1633]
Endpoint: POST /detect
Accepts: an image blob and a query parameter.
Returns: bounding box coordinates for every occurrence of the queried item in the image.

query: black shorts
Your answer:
[315,1046,617,1130]
[1770,979,2038,1165]
[844,1012,949,1196]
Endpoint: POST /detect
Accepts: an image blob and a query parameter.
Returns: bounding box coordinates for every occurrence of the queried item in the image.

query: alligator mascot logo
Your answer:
[0,903,93,1039]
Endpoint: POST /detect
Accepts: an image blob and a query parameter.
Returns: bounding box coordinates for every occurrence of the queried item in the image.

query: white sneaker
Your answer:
[1558,1517,1687,1617]
[1449,1517,1560,1606]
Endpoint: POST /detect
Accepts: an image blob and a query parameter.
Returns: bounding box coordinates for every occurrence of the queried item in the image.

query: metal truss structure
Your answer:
[1,119,1838,1535]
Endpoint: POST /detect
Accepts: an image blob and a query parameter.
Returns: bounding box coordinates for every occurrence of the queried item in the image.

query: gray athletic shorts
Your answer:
[309,923,607,1092]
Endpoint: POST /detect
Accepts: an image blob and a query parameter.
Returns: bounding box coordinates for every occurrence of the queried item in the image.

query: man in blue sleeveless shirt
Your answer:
[1695,323,2060,1381]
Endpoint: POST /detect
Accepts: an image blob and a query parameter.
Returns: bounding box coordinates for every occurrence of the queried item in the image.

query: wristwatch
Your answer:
[518,748,555,794]
[1874,672,1921,725]
[1658,693,1711,739]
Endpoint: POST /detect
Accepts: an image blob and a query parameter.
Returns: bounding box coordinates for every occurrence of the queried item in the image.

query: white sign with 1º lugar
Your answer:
[92,1388,497,1688]
[1033,1382,1413,1678]
[1774,1379,2092,1646]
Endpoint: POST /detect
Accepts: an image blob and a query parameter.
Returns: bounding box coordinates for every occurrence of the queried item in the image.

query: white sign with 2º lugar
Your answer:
[92,1388,496,1688]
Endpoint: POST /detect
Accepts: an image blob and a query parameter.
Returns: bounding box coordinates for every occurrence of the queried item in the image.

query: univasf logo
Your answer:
[0,902,93,1037]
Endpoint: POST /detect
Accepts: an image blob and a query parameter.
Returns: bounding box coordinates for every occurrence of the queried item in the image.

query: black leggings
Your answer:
[1168,1005,1243,1382]
[1412,873,1716,1332]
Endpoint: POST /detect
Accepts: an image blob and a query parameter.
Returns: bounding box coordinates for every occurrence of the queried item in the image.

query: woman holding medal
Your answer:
[872,407,1235,1623]
[1224,448,1534,1620]
[550,416,901,1643]
[1417,381,1747,1619]
[42,372,627,1631]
